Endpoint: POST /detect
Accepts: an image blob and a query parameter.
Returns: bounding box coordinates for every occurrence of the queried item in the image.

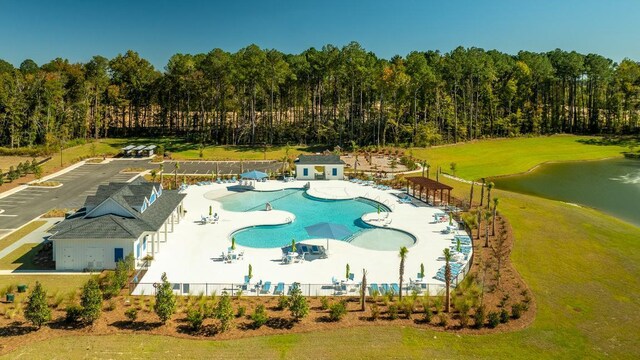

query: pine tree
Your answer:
[215,292,234,332]
[24,281,51,329]
[80,278,103,324]
[288,286,309,321]
[154,272,176,323]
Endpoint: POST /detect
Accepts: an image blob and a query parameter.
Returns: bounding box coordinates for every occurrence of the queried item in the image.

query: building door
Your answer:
[114,248,124,263]
[87,247,105,269]
[61,248,74,270]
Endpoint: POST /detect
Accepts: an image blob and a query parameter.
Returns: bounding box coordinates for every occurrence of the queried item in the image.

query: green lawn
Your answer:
[0,243,47,270]
[410,135,628,180]
[0,275,89,295]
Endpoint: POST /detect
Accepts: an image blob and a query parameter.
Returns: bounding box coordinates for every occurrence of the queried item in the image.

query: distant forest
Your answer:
[1,42,639,149]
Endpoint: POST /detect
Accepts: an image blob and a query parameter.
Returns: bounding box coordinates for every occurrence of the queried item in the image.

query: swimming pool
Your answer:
[217,189,415,250]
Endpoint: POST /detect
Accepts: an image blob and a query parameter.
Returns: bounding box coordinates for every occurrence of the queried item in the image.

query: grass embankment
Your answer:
[0,221,46,252]
[0,243,47,271]
[410,135,628,180]
[0,276,89,295]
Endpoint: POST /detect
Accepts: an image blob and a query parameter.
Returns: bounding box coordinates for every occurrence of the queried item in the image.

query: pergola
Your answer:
[405,176,453,206]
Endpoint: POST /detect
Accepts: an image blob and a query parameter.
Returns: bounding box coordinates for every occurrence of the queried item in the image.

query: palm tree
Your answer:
[479,178,486,207]
[492,197,499,236]
[484,210,492,247]
[398,246,409,301]
[159,164,164,185]
[486,182,494,208]
[420,160,427,177]
[443,248,452,313]
[361,269,368,311]
[476,209,482,239]
[469,182,474,208]
[426,163,431,179]
[351,141,360,175]
[174,162,180,189]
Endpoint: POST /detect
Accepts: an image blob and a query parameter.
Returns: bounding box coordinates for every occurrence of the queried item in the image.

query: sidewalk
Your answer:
[0,218,59,260]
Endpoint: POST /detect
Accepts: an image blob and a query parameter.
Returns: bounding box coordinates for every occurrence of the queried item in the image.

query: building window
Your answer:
[141,202,147,213]
[150,193,156,204]
[332,168,337,176]
[114,248,124,262]
[136,243,141,258]
[303,168,308,176]
[143,236,147,251]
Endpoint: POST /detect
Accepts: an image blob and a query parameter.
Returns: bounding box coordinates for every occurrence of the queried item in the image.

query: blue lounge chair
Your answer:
[391,283,400,295]
[260,281,271,294]
[380,283,390,295]
[274,282,285,295]
[348,273,355,281]
[369,283,379,296]
[242,275,250,290]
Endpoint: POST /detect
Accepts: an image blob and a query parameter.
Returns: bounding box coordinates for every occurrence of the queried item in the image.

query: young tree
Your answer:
[0,171,4,186]
[449,162,457,176]
[443,248,452,313]
[492,197,500,235]
[80,278,103,324]
[484,211,492,248]
[33,165,42,180]
[360,269,368,311]
[159,164,164,184]
[215,292,234,332]
[173,162,180,189]
[24,281,51,329]
[479,178,486,207]
[398,246,408,301]
[154,272,176,324]
[150,169,157,182]
[288,286,309,322]
[486,181,495,208]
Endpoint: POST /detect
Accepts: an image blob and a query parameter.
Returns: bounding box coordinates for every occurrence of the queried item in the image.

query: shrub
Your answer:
[511,303,523,319]
[288,287,309,322]
[236,305,246,318]
[328,301,347,322]
[438,312,449,327]
[369,303,380,321]
[24,281,51,329]
[320,296,330,310]
[215,292,234,332]
[186,308,205,331]
[250,304,269,329]
[423,305,433,323]
[154,272,176,324]
[456,299,471,328]
[80,278,103,324]
[125,308,138,322]
[473,306,486,329]
[65,304,83,323]
[401,299,414,319]
[104,299,116,311]
[387,304,399,320]
[276,295,289,310]
[487,311,500,328]
[500,308,510,324]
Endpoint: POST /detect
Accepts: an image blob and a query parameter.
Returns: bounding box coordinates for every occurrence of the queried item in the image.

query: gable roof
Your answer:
[295,154,345,165]
[50,179,185,240]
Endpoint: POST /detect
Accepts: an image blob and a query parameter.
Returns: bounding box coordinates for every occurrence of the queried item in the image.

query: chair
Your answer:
[380,283,390,295]
[417,272,423,280]
[369,283,379,296]
[242,275,250,290]
[348,273,355,281]
[391,283,400,295]
[260,281,271,294]
[274,282,285,295]
[310,246,320,255]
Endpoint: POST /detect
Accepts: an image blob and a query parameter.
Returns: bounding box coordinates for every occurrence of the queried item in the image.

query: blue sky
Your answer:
[1,0,639,70]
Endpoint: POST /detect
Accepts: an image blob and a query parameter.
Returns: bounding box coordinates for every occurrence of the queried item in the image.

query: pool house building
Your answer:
[295,154,346,180]
[48,179,185,271]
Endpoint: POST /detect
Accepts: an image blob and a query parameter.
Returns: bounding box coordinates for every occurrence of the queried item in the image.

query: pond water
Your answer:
[492,158,640,227]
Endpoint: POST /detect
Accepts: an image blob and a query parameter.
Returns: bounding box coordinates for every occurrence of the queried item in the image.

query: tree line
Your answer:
[1,42,639,149]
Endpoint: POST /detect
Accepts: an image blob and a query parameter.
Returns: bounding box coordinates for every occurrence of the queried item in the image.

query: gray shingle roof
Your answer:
[50,179,185,240]
[295,154,345,165]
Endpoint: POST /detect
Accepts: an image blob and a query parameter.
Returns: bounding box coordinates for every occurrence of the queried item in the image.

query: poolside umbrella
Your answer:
[240,170,268,180]
[305,222,352,252]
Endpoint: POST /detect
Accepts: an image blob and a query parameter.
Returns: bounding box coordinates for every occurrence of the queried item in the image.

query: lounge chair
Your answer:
[348,273,355,281]
[274,282,285,295]
[417,272,423,280]
[380,283,390,295]
[260,281,271,294]
[369,283,380,296]
[391,283,400,295]
[310,246,320,255]
[242,275,250,290]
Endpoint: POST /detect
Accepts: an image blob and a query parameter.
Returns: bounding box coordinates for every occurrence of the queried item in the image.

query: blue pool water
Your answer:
[218,189,415,250]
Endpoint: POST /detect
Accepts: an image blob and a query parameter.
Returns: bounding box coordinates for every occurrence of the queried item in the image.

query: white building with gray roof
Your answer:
[49,179,186,271]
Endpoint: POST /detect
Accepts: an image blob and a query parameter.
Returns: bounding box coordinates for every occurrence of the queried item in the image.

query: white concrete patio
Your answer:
[134,180,471,296]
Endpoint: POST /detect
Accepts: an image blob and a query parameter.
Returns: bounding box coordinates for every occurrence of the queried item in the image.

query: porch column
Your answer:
[151,233,155,255]
[171,212,175,232]
[448,189,451,205]
[156,230,160,252]
[164,221,168,242]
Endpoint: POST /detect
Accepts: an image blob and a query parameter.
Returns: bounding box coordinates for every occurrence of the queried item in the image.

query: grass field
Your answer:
[1,135,638,359]
[409,135,629,180]
[0,221,46,252]
[0,243,46,270]
[0,275,90,296]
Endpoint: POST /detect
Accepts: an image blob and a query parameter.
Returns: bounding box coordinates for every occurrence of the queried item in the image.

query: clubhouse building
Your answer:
[49,179,185,271]
[295,154,345,180]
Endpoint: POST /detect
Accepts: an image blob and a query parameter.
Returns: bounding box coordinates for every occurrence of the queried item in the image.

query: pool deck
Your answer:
[135,180,471,295]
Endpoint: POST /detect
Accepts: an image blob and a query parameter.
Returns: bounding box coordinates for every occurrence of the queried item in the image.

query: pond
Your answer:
[492,158,640,227]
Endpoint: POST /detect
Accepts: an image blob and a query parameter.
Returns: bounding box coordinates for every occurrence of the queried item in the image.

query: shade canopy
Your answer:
[240,170,268,179]
[305,222,352,240]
